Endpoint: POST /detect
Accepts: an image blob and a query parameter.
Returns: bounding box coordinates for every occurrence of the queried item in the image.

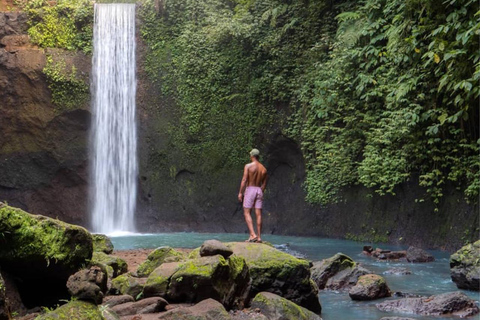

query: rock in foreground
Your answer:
[0,204,93,279]
[226,242,321,314]
[35,300,104,320]
[376,291,479,317]
[251,292,323,320]
[157,298,231,320]
[450,240,480,291]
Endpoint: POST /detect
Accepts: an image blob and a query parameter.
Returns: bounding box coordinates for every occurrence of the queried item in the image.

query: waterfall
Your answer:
[90,3,137,234]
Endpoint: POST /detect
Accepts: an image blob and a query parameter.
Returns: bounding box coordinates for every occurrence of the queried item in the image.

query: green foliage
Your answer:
[290,0,479,204]
[43,54,89,112]
[19,0,94,53]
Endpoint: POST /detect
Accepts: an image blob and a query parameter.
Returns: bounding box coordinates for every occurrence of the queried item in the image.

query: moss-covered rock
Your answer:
[110,274,146,299]
[311,253,371,291]
[225,242,321,314]
[0,204,93,280]
[35,300,103,320]
[251,292,322,320]
[348,274,391,300]
[143,262,181,298]
[450,240,480,291]
[167,254,250,309]
[91,252,128,278]
[136,246,185,277]
[92,234,114,254]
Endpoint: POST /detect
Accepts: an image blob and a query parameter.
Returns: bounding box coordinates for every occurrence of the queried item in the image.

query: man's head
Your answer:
[249,148,260,160]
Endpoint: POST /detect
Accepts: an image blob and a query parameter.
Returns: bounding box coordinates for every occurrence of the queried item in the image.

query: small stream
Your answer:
[110,233,480,320]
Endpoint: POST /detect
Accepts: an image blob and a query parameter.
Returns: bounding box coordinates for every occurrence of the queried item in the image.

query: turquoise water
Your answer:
[111,233,480,320]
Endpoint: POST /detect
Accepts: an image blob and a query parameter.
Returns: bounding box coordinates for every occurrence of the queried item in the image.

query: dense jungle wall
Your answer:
[0,0,477,251]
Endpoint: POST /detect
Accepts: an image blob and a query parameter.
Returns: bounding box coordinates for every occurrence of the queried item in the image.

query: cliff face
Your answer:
[0,9,90,225]
[0,4,477,250]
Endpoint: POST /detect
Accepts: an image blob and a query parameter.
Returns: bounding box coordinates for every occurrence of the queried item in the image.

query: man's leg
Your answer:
[254,208,262,242]
[243,207,257,241]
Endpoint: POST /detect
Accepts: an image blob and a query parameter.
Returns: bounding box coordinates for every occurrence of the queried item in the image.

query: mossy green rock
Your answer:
[136,246,185,277]
[92,234,114,254]
[111,274,146,299]
[225,242,321,314]
[35,300,104,320]
[143,262,181,298]
[91,252,128,278]
[348,274,391,300]
[251,292,322,320]
[450,240,480,291]
[0,204,93,279]
[167,255,250,309]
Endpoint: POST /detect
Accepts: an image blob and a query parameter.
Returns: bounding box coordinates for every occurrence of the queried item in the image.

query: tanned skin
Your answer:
[238,155,268,242]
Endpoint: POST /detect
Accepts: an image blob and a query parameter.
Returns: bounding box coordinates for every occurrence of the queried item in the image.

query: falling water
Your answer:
[90,3,137,234]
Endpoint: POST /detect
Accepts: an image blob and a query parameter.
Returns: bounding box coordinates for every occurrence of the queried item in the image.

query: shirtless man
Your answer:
[238,148,268,243]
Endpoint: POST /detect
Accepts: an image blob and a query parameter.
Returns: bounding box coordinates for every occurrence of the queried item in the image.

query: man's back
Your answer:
[246,161,267,188]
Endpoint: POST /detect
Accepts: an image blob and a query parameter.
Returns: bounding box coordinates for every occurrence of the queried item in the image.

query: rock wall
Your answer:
[0,9,90,225]
[0,4,477,251]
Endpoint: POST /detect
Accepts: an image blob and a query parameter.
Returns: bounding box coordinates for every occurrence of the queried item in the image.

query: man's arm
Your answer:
[261,173,268,193]
[238,165,249,202]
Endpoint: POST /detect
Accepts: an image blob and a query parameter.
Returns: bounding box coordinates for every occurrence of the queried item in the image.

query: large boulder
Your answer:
[251,292,323,320]
[35,300,104,320]
[225,242,321,314]
[311,253,371,291]
[200,240,233,258]
[91,252,128,278]
[0,204,93,279]
[376,291,479,317]
[406,246,434,263]
[348,274,391,300]
[167,255,250,310]
[67,266,108,304]
[450,240,480,291]
[92,234,114,254]
[157,298,232,320]
[136,247,186,277]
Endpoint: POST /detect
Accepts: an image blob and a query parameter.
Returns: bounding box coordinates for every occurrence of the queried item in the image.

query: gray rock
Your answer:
[110,297,168,316]
[376,291,479,317]
[383,268,411,275]
[311,253,371,291]
[450,240,480,291]
[348,274,391,301]
[157,299,231,319]
[251,292,322,320]
[102,295,135,308]
[200,240,233,258]
[406,246,434,263]
[67,266,108,305]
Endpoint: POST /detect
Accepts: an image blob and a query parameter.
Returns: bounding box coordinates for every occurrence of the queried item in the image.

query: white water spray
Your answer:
[90,3,137,234]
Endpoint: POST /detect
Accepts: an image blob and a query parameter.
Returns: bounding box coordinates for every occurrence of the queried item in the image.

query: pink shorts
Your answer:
[243,186,263,209]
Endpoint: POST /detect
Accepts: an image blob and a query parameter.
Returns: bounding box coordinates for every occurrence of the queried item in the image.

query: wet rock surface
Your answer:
[406,246,435,263]
[450,240,480,291]
[348,274,391,301]
[376,291,479,317]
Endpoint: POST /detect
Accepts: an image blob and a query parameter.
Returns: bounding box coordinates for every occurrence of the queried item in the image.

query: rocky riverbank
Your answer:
[0,203,479,320]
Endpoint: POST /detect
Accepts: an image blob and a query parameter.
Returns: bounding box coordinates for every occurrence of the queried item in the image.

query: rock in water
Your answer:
[406,247,434,263]
[35,300,104,320]
[92,234,114,254]
[311,253,371,291]
[251,292,323,320]
[376,291,479,317]
[348,274,391,300]
[450,240,480,291]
